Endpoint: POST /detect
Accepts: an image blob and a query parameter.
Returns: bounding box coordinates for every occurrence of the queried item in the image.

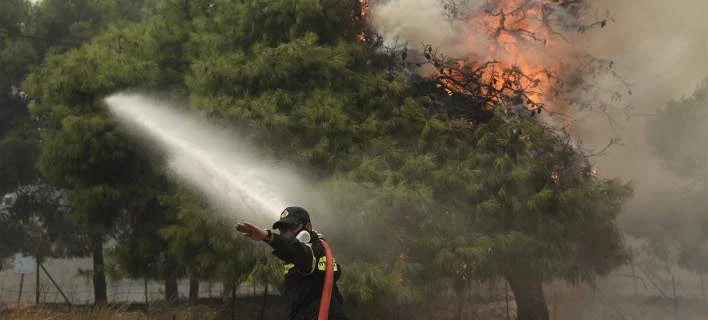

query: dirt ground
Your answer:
[0,297,288,320]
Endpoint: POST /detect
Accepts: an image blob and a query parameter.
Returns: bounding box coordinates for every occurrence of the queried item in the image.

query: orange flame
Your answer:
[360,0,369,18]
[439,0,570,111]
[353,0,369,22]
[353,1,370,41]
[356,32,368,42]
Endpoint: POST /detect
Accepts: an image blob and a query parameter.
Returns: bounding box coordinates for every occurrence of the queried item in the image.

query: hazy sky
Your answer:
[580,0,708,202]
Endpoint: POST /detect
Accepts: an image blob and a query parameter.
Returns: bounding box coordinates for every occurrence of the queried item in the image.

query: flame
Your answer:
[455,262,472,280]
[360,0,369,18]
[353,0,369,22]
[361,0,585,115]
[550,170,561,185]
[353,1,370,41]
[356,32,368,42]
[436,0,571,112]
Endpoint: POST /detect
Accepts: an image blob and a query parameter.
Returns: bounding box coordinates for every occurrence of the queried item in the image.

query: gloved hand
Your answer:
[236,222,269,241]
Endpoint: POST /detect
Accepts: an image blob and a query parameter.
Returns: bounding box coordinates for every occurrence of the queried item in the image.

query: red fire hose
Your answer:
[317,239,335,320]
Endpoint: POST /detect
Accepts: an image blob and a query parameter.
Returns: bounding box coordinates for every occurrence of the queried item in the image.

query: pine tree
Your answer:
[22,18,166,303]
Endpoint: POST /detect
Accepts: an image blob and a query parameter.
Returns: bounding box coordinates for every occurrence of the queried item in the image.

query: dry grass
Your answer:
[0,304,220,320]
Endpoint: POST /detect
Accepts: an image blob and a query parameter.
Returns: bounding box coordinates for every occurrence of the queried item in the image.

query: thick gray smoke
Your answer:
[580,0,708,185]
[369,0,569,67]
[559,1,708,319]
[370,0,482,55]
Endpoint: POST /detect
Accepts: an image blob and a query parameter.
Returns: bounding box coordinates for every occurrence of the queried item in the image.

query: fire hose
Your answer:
[318,239,335,320]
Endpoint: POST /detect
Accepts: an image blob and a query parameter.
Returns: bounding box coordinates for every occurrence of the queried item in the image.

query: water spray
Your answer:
[104,93,308,222]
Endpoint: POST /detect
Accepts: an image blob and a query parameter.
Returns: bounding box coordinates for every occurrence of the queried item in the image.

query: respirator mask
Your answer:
[279,224,311,243]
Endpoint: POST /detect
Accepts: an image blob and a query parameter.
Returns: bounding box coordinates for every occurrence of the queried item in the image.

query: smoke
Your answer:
[105,93,326,225]
[369,0,568,65]
[369,0,481,56]
[562,1,708,319]
[578,0,708,207]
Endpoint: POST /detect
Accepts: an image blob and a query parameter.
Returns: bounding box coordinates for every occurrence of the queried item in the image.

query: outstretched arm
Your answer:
[236,222,268,241]
[236,223,316,273]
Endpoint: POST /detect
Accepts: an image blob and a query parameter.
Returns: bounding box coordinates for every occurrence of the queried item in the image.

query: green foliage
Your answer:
[0,200,25,260]
[341,260,422,305]
[20,0,175,301]
[1,0,157,262]
[159,186,262,283]
[29,0,151,47]
[0,0,39,198]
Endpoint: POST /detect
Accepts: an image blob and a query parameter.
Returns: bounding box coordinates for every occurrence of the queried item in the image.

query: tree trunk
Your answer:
[505,272,549,320]
[231,282,236,320]
[189,276,199,302]
[165,275,178,302]
[456,288,464,320]
[164,255,179,302]
[259,283,268,320]
[91,236,107,304]
[223,283,233,302]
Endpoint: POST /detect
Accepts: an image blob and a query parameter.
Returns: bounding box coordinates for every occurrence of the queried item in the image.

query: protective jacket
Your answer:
[268,231,348,320]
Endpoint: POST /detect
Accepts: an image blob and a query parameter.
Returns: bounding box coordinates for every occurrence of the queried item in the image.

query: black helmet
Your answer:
[272,206,311,229]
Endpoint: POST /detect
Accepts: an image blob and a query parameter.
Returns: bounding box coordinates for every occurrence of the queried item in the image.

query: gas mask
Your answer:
[279,226,300,238]
[279,225,311,244]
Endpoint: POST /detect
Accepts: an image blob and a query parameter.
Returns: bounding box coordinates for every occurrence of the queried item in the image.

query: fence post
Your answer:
[259,283,268,320]
[700,273,706,306]
[145,278,149,312]
[672,274,677,319]
[505,281,510,320]
[17,274,24,305]
[35,260,40,304]
[231,282,236,320]
[630,249,638,295]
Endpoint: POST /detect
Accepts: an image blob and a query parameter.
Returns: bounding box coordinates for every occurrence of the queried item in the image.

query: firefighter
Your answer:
[236,206,348,320]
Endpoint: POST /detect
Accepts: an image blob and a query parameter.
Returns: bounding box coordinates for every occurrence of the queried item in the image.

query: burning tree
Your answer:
[363,0,630,130]
[353,0,634,319]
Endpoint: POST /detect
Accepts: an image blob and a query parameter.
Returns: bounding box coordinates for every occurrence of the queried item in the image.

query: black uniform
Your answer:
[267,231,348,320]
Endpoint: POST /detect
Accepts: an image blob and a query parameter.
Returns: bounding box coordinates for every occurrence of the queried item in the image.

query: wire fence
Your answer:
[0,279,270,305]
[0,258,271,306]
[1,257,707,319]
